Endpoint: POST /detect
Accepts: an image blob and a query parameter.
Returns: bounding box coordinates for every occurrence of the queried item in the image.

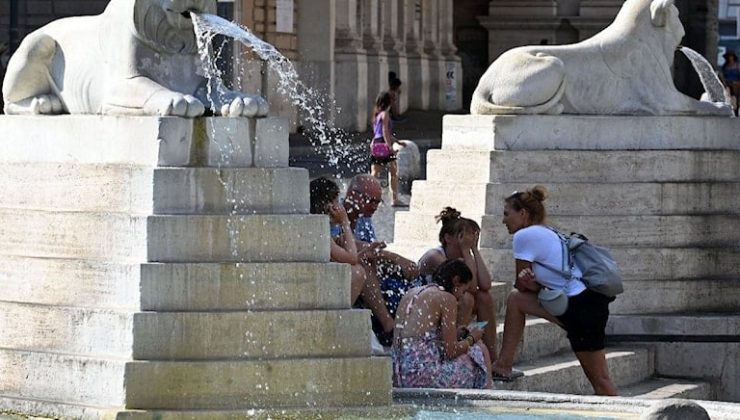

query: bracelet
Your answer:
[466,335,475,346]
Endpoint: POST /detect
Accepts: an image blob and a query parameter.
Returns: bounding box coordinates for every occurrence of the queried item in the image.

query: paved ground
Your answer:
[290,109,452,242]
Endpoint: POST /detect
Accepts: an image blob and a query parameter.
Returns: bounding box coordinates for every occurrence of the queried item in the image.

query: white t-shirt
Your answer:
[512,225,586,297]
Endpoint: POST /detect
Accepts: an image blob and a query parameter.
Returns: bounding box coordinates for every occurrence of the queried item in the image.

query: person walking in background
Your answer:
[493,186,617,395]
[393,259,492,389]
[722,50,740,100]
[369,91,407,207]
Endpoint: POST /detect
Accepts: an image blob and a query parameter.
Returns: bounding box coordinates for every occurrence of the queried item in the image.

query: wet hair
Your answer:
[504,185,548,225]
[435,207,480,247]
[309,176,340,215]
[373,91,393,119]
[432,259,473,294]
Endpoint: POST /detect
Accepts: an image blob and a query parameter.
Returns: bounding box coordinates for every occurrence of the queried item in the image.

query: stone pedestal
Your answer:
[392,115,740,316]
[0,116,391,418]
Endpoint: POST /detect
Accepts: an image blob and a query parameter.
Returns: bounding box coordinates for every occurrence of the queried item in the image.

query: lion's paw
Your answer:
[219,95,269,118]
[145,91,205,118]
[4,94,64,115]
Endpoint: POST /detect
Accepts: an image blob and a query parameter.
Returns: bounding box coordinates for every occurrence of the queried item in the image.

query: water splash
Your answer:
[192,12,361,169]
[679,46,732,106]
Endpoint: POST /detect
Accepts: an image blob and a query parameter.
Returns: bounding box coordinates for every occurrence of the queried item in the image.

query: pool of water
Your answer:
[414,407,630,419]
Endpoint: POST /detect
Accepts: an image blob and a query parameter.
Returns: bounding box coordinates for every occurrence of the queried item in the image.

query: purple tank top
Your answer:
[373,112,384,140]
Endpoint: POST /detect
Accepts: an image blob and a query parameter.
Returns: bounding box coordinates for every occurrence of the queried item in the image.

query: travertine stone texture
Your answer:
[392,113,740,400]
[0,115,390,417]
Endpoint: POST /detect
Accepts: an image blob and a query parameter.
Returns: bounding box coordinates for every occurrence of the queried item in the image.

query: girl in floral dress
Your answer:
[392,259,492,388]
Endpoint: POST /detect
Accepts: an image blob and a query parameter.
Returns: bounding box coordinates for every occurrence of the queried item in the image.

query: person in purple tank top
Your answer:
[369,91,407,207]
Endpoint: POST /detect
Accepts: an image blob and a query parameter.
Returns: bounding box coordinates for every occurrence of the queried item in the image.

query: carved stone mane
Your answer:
[132,0,199,55]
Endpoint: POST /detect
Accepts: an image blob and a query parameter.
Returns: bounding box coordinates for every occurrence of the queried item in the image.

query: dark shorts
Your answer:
[556,289,613,352]
[370,153,397,165]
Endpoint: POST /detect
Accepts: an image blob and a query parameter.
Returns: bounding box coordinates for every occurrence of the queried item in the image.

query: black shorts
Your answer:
[556,289,613,352]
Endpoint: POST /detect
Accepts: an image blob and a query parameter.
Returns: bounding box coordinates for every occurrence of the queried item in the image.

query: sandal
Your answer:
[491,368,525,382]
[391,201,409,208]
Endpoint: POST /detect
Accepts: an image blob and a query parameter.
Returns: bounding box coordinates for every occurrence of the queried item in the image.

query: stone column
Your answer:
[406,0,430,109]
[384,0,409,114]
[574,0,622,39]
[334,0,369,130]
[478,0,560,60]
[438,0,462,110]
[297,0,337,125]
[364,0,390,118]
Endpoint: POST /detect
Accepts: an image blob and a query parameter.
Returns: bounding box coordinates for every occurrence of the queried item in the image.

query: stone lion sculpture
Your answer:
[2,0,268,118]
[470,0,731,116]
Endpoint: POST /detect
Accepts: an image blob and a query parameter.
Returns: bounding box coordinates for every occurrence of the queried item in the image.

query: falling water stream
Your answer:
[192,12,358,168]
[679,45,734,109]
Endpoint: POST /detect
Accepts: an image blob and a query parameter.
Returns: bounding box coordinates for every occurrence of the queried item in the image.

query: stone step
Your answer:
[606,313,740,402]
[0,303,372,360]
[0,116,288,168]
[610,278,740,314]
[620,377,713,400]
[0,256,141,309]
[0,302,133,357]
[132,310,372,360]
[147,215,329,262]
[389,243,740,315]
[409,180,740,217]
[0,349,127,407]
[425,149,740,183]
[390,243,740,283]
[440,114,740,151]
[495,347,653,395]
[0,211,329,262]
[506,318,570,363]
[0,164,310,215]
[0,162,154,213]
[394,211,740,248]
[124,357,392,409]
[0,258,351,311]
[0,350,391,410]
[153,167,309,215]
[141,262,351,311]
[0,397,412,420]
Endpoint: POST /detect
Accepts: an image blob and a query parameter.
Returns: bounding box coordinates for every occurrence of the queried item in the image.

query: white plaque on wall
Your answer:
[276,0,294,33]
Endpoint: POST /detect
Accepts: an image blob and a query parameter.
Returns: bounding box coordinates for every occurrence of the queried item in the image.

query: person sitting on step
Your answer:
[417,207,498,363]
[393,259,492,389]
[494,186,617,395]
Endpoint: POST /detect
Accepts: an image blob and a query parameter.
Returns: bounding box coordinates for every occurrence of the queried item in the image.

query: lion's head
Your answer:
[133,0,217,54]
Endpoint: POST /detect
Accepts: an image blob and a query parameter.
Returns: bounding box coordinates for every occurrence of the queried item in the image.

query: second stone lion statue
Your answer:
[2,0,268,118]
[470,0,731,116]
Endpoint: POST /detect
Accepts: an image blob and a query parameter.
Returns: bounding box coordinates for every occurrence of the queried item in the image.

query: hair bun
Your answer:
[435,207,461,224]
[530,185,548,202]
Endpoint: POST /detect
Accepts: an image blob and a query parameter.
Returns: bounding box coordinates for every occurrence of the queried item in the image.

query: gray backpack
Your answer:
[539,227,624,298]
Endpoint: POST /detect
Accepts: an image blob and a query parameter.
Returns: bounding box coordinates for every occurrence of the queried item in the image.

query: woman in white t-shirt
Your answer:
[491,186,617,396]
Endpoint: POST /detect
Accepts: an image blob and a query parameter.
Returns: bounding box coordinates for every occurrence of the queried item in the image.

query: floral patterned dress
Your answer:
[391,286,489,389]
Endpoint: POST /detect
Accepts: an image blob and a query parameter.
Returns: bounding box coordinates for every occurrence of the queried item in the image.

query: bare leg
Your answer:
[575,350,618,396]
[476,342,493,388]
[388,160,400,203]
[370,162,382,178]
[492,289,559,376]
[457,292,475,326]
[476,289,498,361]
[350,264,367,304]
[359,263,395,332]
